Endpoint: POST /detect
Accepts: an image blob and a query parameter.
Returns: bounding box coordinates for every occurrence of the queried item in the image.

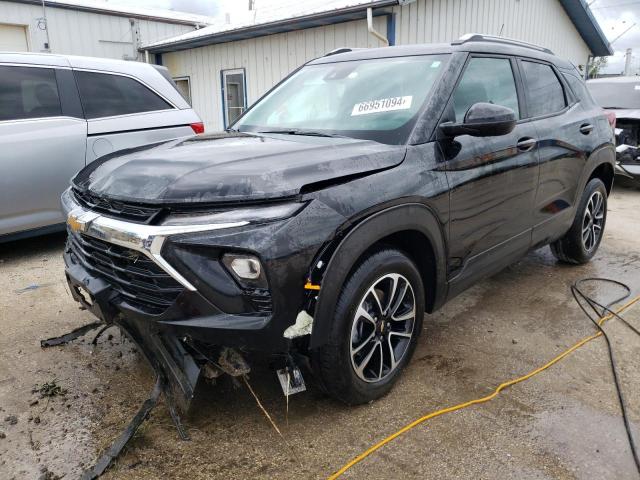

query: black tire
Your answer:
[550,178,607,264]
[312,248,425,405]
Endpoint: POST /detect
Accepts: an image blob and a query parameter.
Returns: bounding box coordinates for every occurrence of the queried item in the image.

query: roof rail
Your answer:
[324,47,363,57]
[452,33,554,55]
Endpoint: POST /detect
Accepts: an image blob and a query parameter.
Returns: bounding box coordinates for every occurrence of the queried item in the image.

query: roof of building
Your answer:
[143,0,398,52]
[7,0,214,27]
[141,0,612,57]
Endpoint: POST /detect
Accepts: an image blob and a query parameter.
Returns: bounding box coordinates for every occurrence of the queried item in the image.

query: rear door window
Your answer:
[0,65,62,121]
[452,57,520,122]
[75,71,172,119]
[521,61,566,117]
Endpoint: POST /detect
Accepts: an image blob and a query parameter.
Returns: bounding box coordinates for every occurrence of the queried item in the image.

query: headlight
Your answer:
[163,202,305,226]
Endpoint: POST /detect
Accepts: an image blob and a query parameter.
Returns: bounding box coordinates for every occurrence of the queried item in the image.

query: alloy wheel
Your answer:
[582,190,605,252]
[349,273,416,383]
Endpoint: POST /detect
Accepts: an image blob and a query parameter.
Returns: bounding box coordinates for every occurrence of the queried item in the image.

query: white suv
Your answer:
[0,52,203,241]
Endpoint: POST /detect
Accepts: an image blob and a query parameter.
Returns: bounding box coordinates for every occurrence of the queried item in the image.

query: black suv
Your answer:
[61,35,614,410]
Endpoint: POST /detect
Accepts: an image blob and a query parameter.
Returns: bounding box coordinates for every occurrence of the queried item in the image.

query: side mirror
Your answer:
[439,102,517,138]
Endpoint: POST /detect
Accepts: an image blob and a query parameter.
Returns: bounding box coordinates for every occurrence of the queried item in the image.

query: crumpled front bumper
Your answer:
[65,258,200,413]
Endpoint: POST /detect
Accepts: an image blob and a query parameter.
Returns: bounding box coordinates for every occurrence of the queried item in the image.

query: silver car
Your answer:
[0,52,203,241]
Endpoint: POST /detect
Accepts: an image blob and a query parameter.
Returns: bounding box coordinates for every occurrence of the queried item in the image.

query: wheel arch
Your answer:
[308,203,448,350]
[588,161,614,195]
[578,144,615,197]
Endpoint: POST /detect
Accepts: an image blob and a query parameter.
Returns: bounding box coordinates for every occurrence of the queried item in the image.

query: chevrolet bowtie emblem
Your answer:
[67,210,97,233]
[67,213,84,233]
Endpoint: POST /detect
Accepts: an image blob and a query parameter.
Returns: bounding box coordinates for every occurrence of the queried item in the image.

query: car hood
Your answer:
[73,132,406,204]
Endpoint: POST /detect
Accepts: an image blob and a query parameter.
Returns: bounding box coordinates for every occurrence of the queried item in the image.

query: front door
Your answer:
[441,56,540,296]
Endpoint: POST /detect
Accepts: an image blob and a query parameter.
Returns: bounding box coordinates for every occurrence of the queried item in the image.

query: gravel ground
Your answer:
[1,184,639,480]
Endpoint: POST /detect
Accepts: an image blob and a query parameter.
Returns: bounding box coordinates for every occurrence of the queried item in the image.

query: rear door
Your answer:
[520,60,596,246]
[443,55,540,296]
[0,64,86,236]
[73,70,197,163]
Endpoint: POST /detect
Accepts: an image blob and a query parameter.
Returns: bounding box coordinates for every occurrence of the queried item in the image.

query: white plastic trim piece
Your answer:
[284,310,314,339]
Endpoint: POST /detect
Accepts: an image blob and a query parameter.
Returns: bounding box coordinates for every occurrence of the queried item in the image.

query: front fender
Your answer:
[309,203,447,349]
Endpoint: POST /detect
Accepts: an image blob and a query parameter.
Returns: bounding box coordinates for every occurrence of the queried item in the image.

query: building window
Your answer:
[221,68,247,127]
[173,76,191,105]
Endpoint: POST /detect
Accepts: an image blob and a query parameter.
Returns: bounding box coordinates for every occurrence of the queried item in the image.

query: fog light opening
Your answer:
[224,254,262,280]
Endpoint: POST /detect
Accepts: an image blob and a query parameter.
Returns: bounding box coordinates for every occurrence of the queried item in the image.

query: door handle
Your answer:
[580,123,594,135]
[516,137,537,152]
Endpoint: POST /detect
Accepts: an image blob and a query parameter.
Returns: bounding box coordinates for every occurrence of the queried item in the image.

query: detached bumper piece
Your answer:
[81,376,163,480]
[41,315,198,478]
[43,259,205,477]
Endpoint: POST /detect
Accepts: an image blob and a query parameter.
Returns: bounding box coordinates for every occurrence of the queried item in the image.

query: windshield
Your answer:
[587,81,640,109]
[234,54,450,144]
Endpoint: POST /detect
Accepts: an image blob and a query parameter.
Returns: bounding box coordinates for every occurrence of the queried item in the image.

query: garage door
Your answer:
[0,24,28,52]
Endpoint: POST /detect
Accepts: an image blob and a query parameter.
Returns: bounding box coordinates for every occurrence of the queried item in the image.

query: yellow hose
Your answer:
[328,294,640,479]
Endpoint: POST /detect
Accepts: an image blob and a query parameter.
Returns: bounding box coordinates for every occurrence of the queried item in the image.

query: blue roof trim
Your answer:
[559,0,613,56]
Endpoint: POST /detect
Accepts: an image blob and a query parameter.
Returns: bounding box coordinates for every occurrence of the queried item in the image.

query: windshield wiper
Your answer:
[257,129,347,138]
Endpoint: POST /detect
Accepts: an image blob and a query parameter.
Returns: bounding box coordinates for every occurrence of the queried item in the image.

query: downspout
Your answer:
[367,7,389,46]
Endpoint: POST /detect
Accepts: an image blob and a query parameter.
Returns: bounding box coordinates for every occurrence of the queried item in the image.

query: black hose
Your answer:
[570,277,640,476]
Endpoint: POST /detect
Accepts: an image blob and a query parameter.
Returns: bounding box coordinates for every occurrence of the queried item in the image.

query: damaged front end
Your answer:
[53,182,343,405]
[58,183,326,402]
[45,186,336,477]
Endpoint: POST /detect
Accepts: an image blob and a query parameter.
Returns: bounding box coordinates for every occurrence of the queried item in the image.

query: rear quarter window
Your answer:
[75,71,172,119]
[562,73,596,106]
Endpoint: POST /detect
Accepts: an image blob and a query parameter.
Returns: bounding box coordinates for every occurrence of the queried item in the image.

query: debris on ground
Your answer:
[218,347,251,376]
[29,430,41,451]
[38,465,60,480]
[40,321,102,348]
[34,380,67,398]
[15,282,55,294]
[15,283,41,293]
[5,414,18,425]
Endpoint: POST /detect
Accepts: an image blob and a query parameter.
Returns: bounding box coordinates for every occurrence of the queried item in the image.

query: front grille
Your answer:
[67,230,184,314]
[72,188,163,224]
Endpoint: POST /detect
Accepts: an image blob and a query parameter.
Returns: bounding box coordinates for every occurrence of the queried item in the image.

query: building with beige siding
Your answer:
[145,0,611,132]
[0,0,211,60]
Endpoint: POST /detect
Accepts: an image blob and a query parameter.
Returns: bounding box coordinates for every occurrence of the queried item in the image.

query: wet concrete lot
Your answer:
[1,185,639,480]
